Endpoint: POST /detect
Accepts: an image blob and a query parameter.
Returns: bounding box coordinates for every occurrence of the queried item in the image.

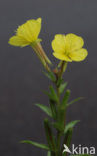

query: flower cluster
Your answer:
[9,18,88,64]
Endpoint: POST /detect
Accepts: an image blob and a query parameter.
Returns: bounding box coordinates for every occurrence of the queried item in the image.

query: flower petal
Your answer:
[52,34,66,54]
[8,36,30,47]
[16,18,42,42]
[69,48,88,61]
[65,33,84,52]
[53,52,72,62]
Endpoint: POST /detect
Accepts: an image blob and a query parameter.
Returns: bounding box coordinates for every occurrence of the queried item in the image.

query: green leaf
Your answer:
[49,100,57,120]
[43,71,56,82]
[57,77,63,87]
[20,140,49,150]
[59,82,68,94]
[44,91,56,102]
[61,89,70,107]
[52,122,64,132]
[35,103,52,117]
[44,86,58,102]
[67,97,84,106]
[44,118,56,151]
[49,86,58,102]
[64,120,80,134]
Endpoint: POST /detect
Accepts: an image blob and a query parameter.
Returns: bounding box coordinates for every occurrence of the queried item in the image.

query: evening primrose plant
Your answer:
[9,18,89,156]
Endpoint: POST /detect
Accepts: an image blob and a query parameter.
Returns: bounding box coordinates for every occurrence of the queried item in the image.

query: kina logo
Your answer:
[63,144,96,155]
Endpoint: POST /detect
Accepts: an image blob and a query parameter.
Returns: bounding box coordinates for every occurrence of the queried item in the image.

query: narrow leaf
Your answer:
[64,120,80,134]
[61,90,70,107]
[49,100,57,119]
[57,77,63,87]
[20,140,49,150]
[49,86,58,102]
[59,82,68,94]
[35,103,52,117]
[43,71,56,82]
[67,97,84,106]
[52,122,64,132]
[44,90,56,102]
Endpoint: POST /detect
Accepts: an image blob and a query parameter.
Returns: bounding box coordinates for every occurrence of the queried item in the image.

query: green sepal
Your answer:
[67,97,84,106]
[20,140,49,150]
[30,38,42,47]
[43,71,56,82]
[61,89,70,107]
[35,103,52,117]
[59,82,68,94]
[44,118,56,152]
[64,120,80,134]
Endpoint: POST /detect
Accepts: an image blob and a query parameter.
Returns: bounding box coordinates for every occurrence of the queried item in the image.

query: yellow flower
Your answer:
[52,34,88,62]
[8,18,52,71]
[8,18,42,47]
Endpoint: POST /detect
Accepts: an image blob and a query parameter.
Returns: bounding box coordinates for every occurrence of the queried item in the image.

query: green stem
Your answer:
[56,87,60,106]
[51,62,69,156]
[55,77,62,156]
[55,61,68,156]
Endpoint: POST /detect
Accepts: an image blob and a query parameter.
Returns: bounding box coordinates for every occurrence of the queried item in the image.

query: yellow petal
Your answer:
[8,36,30,47]
[53,52,72,62]
[52,34,66,54]
[69,48,88,61]
[16,18,42,42]
[65,33,84,52]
